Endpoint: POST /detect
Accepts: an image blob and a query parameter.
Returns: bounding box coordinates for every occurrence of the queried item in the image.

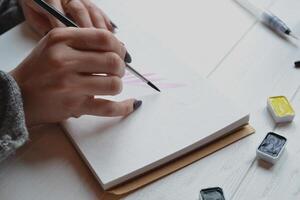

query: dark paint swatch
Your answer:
[200,187,225,200]
[258,132,286,157]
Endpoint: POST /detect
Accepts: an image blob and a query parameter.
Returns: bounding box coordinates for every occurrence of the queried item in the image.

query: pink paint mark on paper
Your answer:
[123,72,186,89]
[123,73,157,80]
[124,78,165,84]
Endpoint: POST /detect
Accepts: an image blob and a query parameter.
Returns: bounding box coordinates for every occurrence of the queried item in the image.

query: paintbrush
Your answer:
[34,0,161,92]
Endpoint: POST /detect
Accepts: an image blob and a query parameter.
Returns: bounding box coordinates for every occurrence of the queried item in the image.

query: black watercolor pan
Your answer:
[200,187,225,200]
[258,132,287,157]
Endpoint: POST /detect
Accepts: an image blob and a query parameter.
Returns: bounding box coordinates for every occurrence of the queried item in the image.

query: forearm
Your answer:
[0,71,28,163]
[0,0,24,35]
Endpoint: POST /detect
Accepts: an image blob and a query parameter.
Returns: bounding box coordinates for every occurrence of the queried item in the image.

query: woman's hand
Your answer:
[19,0,115,35]
[10,28,141,127]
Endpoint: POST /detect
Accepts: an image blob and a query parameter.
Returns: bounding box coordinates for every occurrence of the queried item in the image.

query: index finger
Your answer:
[46,0,66,27]
[63,28,126,58]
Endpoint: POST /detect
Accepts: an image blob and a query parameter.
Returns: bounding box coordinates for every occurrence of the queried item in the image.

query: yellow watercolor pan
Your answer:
[267,96,295,123]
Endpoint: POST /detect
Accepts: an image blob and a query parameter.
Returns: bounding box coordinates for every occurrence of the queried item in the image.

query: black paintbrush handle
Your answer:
[34,0,78,27]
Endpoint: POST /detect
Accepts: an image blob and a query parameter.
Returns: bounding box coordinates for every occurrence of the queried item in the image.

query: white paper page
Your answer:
[63,28,249,189]
[94,0,273,75]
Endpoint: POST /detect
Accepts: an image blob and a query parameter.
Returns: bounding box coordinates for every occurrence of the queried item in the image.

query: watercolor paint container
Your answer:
[267,96,295,123]
[256,132,287,164]
[199,187,225,200]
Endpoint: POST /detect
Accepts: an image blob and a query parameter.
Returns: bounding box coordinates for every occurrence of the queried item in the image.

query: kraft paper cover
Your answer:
[106,124,255,197]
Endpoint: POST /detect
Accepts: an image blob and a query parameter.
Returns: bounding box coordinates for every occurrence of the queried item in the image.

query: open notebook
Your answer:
[61,28,250,189]
[0,23,249,190]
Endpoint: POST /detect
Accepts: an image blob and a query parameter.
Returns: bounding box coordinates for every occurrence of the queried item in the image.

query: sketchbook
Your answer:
[61,27,250,189]
[0,2,257,189]
[0,23,250,190]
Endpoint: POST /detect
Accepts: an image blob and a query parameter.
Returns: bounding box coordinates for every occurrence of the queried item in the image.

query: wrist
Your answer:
[9,68,22,87]
[9,68,33,127]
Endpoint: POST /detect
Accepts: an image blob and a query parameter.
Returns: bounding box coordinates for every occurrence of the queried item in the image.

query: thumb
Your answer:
[24,7,52,35]
[29,0,65,28]
[79,98,142,117]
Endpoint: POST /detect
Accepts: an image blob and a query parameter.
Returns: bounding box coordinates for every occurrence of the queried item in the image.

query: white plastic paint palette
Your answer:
[256,132,287,164]
[267,96,295,123]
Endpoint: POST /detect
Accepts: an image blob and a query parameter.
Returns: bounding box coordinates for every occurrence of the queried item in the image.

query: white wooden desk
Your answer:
[1,0,300,199]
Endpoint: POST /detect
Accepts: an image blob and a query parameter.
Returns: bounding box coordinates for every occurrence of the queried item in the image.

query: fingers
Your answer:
[66,0,114,32]
[26,0,64,28]
[95,8,114,31]
[64,0,93,27]
[81,0,113,30]
[23,6,52,35]
[24,0,116,32]
[80,98,142,117]
[98,10,115,32]
[72,51,125,76]
[63,28,126,58]
[46,0,66,27]
[87,5,109,29]
[78,75,123,96]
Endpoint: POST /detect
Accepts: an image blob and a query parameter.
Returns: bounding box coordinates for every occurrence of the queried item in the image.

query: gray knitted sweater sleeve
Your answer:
[0,71,28,162]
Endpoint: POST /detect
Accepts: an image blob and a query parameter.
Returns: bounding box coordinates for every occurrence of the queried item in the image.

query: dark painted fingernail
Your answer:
[295,61,300,68]
[133,100,142,111]
[110,21,118,29]
[125,51,132,63]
